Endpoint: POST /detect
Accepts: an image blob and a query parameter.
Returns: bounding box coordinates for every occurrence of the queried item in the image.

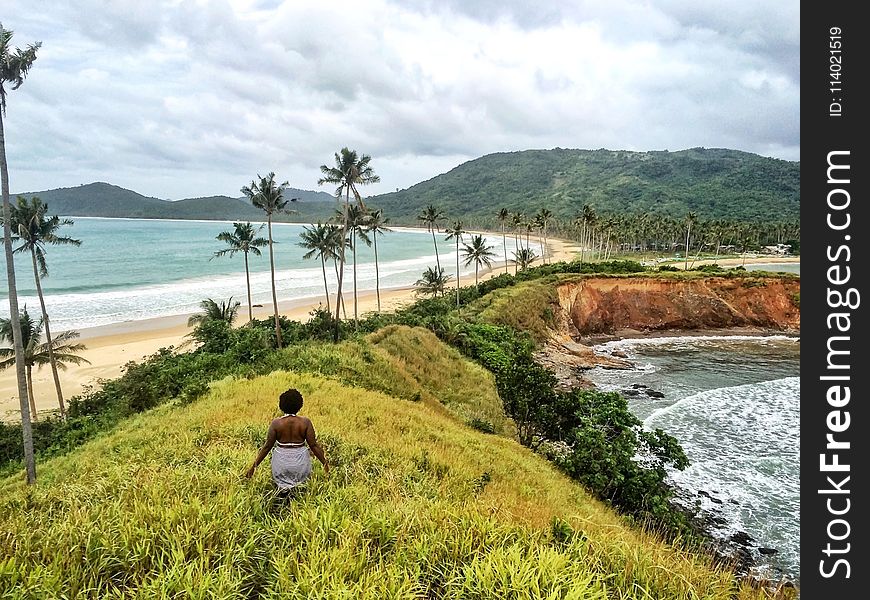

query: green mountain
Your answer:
[12,182,336,221]
[366,147,799,226]
[14,148,799,225]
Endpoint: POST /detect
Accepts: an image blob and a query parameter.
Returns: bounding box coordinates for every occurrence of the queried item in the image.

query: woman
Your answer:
[245,388,330,493]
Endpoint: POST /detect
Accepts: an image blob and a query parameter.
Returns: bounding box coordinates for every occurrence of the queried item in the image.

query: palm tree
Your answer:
[0,306,90,422]
[345,203,371,323]
[1,23,41,483]
[444,220,465,308]
[512,247,538,272]
[579,205,596,264]
[318,148,380,341]
[414,266,452,299]
[10,196,81,418]
[212,222,268,323]
[241,172,289,348]
[683,211,697,270]
[418,204,444,274]
[510,212,524,273]
[497,208,510,273]
[298,222,340,314]
[536,208,553,264]
[187,297,241,327]
[366,209,391,312]
[461,234,497,286]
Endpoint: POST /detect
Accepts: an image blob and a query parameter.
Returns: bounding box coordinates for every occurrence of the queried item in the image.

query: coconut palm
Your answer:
[318,148,380,340]
[536,208,553,264]
[683,211,697,270]
[461,234,496,286]
[10,196,81,418]
[579,204,596,264]
[212,222,268,323]
[298,222,340,314]
[187,297,241,327]
[418,204,443,274]
[444,220,466,308]
[414,266,452,299]
[241,172,289,348]
[510,212,524,273]
[365,209,391,312]
[1,23,41,482]
[512,247,538,272]
[0,306,90,422]
[497,208,510,273]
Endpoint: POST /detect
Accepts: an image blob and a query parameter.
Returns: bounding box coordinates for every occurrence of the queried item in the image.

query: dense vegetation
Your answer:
[369,147,799,225]
[17,148,799,226]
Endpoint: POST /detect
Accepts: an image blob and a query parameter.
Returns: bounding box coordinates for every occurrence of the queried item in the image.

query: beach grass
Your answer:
[0,369,784,599]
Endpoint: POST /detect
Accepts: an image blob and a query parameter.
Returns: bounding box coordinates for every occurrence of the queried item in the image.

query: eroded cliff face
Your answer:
[556,276,800,337]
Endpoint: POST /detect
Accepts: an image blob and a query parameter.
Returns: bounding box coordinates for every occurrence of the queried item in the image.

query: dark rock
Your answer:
[622,389,640,396]
[730,531,754,546]
[645,389,666,398]
[709,496,723,504]
[631,383,648,389]
[758,547,778,555]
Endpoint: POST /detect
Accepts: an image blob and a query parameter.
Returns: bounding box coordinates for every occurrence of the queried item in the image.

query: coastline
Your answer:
[0,238,797,421]
[1,233,581,420]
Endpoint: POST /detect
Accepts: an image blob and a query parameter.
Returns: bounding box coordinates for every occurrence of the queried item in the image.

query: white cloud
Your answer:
[3,0,799,199]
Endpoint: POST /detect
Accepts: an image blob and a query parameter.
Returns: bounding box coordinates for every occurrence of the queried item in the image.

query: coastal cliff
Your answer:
[555,276,800,337]
[533,274,800,388]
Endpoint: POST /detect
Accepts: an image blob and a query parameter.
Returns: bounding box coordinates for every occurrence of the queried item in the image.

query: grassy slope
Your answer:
[0,270,804,599]
[0,367,771,599]
[276,326,514,436]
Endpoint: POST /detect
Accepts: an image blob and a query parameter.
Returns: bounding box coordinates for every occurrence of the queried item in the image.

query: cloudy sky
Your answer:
[4,0,799,200]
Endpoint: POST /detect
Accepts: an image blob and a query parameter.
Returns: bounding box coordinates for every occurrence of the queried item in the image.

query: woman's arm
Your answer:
[306,419,330,474]
[245,421,277,478]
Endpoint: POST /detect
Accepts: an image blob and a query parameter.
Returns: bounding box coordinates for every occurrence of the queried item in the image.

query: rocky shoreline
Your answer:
[534,326,800,593]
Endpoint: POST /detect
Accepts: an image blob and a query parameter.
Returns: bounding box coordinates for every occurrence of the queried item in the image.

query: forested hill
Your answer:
[14,148,799,225]
[11,182,335,221]
[368,147,799,225]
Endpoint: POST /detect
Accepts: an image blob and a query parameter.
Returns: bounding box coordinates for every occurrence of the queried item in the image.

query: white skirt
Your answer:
[271,444,312,490]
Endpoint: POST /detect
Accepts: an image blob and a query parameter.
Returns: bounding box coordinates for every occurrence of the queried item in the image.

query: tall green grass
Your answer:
[1,371,790,598]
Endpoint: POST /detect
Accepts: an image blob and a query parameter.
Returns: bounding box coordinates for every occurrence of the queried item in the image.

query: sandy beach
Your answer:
[0,233,582,420]
[0,237,799,421]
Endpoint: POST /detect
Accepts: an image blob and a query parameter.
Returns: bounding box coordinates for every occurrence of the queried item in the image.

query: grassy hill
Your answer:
[1,362,771,598]
[0,324,783,598]
[367,147,799,226]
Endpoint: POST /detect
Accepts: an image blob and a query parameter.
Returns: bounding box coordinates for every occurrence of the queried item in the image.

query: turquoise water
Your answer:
[584,335,800,586]
[1,217,512,331]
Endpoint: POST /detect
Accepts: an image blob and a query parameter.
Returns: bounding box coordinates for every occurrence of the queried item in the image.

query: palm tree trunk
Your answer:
[266,216,282,348]
[501,225,508,273]
[544,226,549,264]
[26,365,37,422]
[244,251,253,322]
[373,234,381,312]
[1,109,36,483]
[455,239,460,308]
[431,226,441,273]
[514,232,519,274]
[475,263,479,286]
[333,259,347,319]
[30,249,65,418]
[320,256,331,313]
[684,225,691,271]
[352,232,358,324]
[333,195,350,341]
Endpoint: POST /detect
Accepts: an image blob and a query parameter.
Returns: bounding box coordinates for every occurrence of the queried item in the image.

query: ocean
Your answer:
[0,217,513,332]
[583,334,801,586]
